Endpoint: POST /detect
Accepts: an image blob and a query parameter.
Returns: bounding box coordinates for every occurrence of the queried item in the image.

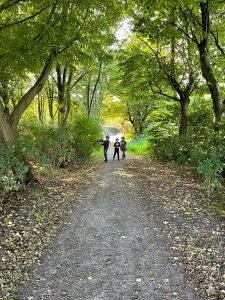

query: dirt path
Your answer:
[18,155,211,300]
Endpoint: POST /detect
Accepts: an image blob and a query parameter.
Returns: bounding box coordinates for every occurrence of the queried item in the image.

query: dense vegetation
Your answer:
[112,0,225,193]
[0,0,124,194]
[1,0,225,195]
[1,3,225,299]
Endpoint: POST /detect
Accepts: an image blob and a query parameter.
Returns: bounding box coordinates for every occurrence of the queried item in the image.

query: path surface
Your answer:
[19,154,201,299]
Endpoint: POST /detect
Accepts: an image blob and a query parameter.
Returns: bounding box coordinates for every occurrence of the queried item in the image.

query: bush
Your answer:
[1,117,101,194]
[149,129,225,192]
[197,151,224,192]
[0,138,47,195]
[127,136,150,156]
[20,116,101,166]
[0,144,28,194]
[67,116,101,160]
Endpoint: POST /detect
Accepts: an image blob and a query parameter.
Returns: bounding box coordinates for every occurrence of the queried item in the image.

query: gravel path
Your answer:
[19,156,202,300]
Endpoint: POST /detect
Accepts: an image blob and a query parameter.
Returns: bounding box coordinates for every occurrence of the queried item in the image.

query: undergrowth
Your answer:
[127,136,150,156]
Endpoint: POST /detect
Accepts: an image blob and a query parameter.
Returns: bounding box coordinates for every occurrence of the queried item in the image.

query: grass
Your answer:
[91,147,103,159]
[212,198,225,216]
[91,137,151,158]
[127,137,150,156]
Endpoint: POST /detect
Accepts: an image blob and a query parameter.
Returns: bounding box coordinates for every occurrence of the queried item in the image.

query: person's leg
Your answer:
[122,151,125,159]
[104,148,108,161]
[117,149,120,160]
[113,149,116,160]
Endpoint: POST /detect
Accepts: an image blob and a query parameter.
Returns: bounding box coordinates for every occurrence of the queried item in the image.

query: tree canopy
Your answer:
[2,0,225,192]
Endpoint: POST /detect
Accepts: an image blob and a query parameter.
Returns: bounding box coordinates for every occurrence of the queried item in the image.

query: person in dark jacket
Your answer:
[101,135,110,162]
[120,136,127,159]
[113,138,120,160]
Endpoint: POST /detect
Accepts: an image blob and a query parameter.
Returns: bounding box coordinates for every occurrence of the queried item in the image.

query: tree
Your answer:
[139,35,198,135]
[129,0,225,127]
[109,43,154,135]
[55,63,89,127]
[171,0,224,127]
[0,0,123,143]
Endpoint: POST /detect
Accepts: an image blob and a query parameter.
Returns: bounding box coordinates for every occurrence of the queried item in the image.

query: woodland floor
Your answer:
[1,153,225,299]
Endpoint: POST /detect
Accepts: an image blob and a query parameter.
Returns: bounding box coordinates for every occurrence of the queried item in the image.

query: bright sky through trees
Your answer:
[115,18,132,41]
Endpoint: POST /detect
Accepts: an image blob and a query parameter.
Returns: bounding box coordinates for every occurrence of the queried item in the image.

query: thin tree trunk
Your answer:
[198,1,223,126]
[56,65,74,128]
[46,81,55,122]
[86,77,91,116]
[38,92,45,123]
[179,99,189,136]
[199,43,223,125]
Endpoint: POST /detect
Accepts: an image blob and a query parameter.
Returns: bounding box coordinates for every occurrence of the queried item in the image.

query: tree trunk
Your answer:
[0,52,55,144]
[179,99,189,136]
[0,112,16,143]
[38,92,45,123]
[198,1,223,127]
[199,43,223,125]
[56,65,74,128]
[46,81,55,122]
[138,123,144,135]
[0,50,56,185]
[11,50,56,129]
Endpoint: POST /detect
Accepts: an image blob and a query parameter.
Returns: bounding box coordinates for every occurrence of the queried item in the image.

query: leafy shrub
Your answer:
[148,100,225,192]
[20,116,101,166]
[127,135,150,156]
[0,138,47,195]
[67,116,101,160]
[1,117,101,194]
[0,144,28,194]
[197,151,224,192]
[149,129,225,192]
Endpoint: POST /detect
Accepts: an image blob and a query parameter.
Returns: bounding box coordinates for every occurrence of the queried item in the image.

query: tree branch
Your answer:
[149,80,180,102]
[210,29,225,56]
[169,18,199,45]
[0,6,48,31]
[90,62,102,105]
[136,34,165,72]
[0,98,6,118]
[70,65,90,90]
[32,1,59,44]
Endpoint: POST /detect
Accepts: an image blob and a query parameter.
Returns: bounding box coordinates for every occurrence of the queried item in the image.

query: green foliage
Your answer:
[0,117,101,195]
[127,136,150,156]
[148,98,225,192]
[22,123,69,166]
[67,116,102,160]
[197,151,224,193]
[0,138,47,195]
[91,148,103,160]
[21,116,101,166]
[150,130,225,192]
[212,197,225,215]
[0,144,28,194]
[30,209,49,221]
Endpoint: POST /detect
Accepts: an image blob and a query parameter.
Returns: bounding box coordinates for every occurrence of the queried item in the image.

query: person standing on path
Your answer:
[120,136,127,159]
[101,135,110,162]
[113,138,120,160]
